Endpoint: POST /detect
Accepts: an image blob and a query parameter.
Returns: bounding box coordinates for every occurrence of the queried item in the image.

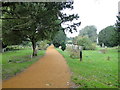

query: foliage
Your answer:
[53,30,66,51]
[3,30,26,45]
[79,25,97,42]
[57,48,118,88]
[115,16,120,46]
[2,2,80,56]
[21,41,32,47]
[73,36,96,50]
[66,46,79,59]
[38,40,49,50]
[61,42,66,51]
[66,37,73,44]
[116,16,120,32]
[98,26,119,47]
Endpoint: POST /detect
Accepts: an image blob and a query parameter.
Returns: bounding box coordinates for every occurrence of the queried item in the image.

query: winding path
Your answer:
[3,45,71,88]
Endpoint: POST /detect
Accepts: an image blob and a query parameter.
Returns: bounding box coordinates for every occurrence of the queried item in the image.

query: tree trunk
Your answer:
[31,40,37,56]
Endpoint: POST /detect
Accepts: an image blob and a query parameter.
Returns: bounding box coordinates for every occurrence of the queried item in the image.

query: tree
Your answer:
[2,2,81,56]
[115,16,120,46]
[98,26,119,47]
[79,25,97,42]
[53,30,66,51]
[75,36,96,50]
[2,2,62,56]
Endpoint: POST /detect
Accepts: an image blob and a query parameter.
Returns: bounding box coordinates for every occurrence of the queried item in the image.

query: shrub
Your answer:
[5,45,23,51]
[66,46,80,59]
[53,43,60,48]
[77,36,96,50]
[38,40,49,50]
[83,43,96,50]
[61,43,66,51]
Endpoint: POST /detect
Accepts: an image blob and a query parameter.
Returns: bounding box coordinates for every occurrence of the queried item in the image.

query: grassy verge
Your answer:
[2,49,45,80]
[57,48,118,88]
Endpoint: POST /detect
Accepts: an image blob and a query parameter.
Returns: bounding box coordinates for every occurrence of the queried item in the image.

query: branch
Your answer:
[12,20,33,30]
[0,18,19,20]
[0,17,29,20]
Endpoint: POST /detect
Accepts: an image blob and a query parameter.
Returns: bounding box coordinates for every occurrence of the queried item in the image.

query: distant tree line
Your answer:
[67,25,97,50]
[67,22,119,49]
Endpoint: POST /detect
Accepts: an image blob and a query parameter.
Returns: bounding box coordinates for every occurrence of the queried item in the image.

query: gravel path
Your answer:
[3,45,71,88]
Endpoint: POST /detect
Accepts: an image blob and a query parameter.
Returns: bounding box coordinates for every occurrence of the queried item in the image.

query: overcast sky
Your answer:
[63,0,119,37]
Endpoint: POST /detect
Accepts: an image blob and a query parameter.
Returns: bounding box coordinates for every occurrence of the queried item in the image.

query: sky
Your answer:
[62,0,119,37]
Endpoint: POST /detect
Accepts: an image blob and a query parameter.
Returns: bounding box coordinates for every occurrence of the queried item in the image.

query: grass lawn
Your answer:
[57,48,118,88]
[2,49,45,80]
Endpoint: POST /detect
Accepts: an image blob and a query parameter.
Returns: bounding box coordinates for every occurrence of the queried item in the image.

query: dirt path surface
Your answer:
[3,45,71,88]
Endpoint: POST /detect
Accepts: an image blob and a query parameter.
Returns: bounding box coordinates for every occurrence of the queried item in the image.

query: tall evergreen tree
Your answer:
[1,2,81,56]
[115,16,120,46]
[98,26,119,47]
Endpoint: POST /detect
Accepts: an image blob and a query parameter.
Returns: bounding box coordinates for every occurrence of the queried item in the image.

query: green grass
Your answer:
[57,48,118,88]
[2,49,45,80]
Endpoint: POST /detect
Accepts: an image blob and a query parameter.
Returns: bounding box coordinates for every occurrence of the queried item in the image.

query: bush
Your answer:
[77,36,96,50]
[61,43,66,51]
[91,43,96,50]
[66,46,79,59]
[5,45,24,52]
[53,43,60,48]
[83,43,96,50]
[38,40,49,50]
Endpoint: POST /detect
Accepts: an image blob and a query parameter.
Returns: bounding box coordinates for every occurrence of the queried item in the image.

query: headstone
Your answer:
[102,43,104,48]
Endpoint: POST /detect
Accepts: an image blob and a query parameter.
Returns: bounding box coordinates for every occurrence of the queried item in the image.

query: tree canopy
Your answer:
[79,25,97,43]
[53,30,66,51]
[73,36,96,50]
[98,26,119,47]
[2,2,81,56]
[115,16,120,46]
